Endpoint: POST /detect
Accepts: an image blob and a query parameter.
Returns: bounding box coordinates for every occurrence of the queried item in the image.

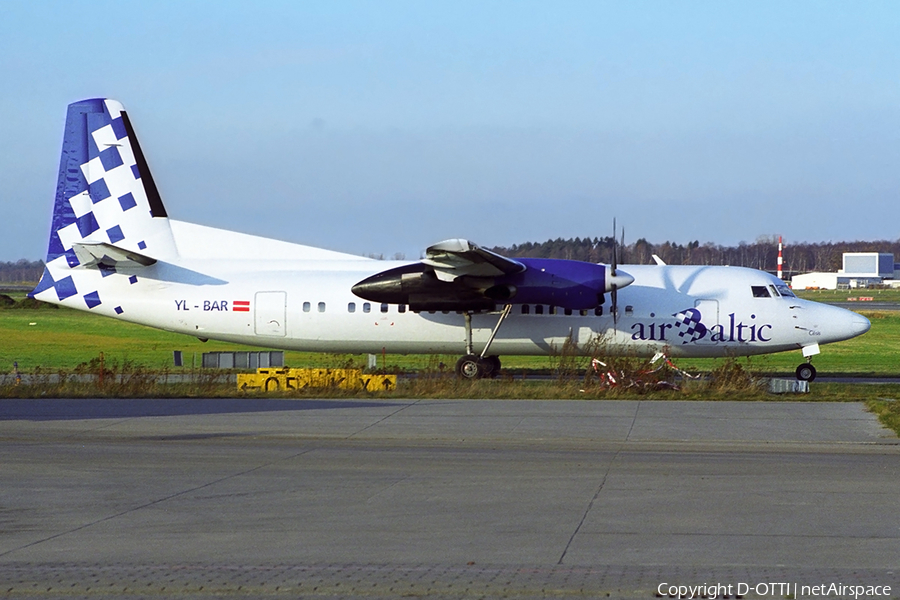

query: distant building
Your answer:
[841,252,894,278]
[792,252,899,290]
[791,272,840,290]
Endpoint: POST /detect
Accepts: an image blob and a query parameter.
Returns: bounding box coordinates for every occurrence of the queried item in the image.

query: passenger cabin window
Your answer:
[580,309,588,316]
[303,301,311,312]
[363,302,371,313]
[564,308,573,316]
[535,305,544,315]
[318,302,326,312]
[594,307,603,316]
[625,305,633,316]
[521,305,530,315]
[398,304,406,313]
[381,303,389,313]
[348,302,356,313]
[751,286,771,298]
[549,306,557,315]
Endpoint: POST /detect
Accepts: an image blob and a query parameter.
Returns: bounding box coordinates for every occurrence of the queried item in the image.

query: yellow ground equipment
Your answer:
[237,368,396,392]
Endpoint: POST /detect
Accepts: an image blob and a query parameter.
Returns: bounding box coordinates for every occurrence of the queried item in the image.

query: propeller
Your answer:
[611,219,619,324]
[602,219,634,325]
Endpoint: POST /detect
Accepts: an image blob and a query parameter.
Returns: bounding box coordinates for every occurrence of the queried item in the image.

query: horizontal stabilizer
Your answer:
[72,242,156,269]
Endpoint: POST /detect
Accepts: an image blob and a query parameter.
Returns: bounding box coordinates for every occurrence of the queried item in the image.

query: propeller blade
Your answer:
[611,285,618,325]
[611,218,617,275]
[610,218,619,323]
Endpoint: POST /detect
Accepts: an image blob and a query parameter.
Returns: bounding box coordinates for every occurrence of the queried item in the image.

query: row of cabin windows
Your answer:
[303,302,403,314]
[521,305,604,316]
[302,302,604,316]
[346,302,406,314]
[306,288,798,314]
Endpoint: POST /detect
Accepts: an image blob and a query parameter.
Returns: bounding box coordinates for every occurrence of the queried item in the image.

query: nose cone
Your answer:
[815,304,871,344]
[608,269,634,291]
[849,312,871,336]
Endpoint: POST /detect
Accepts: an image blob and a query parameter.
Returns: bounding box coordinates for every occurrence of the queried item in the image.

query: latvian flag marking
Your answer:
[233,300,250,312]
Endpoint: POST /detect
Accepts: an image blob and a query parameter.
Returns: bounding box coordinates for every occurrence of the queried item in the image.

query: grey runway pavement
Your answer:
[1,398,898,599]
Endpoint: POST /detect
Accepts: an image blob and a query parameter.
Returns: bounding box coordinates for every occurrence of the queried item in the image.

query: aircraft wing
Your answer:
[421,239,525,282]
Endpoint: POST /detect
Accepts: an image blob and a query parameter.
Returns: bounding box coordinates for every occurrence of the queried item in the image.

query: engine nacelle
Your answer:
[352,258,633,311]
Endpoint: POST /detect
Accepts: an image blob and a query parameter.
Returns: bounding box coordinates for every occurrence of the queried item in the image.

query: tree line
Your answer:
[489,235,900,277]
[0,260,44,284]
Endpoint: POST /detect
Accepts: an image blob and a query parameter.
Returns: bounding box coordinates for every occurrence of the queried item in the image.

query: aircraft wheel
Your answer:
[475,357,498,379]
[456,354,482,380]
[484,355,501,378]
[796,363,817,382]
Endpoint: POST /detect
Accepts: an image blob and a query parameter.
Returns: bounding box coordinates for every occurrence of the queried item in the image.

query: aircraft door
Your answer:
[693,299,719,345]
[255,291,287,337]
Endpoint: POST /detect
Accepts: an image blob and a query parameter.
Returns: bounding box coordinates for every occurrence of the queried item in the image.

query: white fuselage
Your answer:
[61,222,869,359]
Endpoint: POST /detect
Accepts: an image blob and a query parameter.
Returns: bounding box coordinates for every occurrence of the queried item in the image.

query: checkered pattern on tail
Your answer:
[31,99,177,312]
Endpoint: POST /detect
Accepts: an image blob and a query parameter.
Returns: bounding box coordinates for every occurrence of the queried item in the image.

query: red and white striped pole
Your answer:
[777,236,783,280]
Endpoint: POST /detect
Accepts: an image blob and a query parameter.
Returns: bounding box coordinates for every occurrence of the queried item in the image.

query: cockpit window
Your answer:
[775,284,796,298]
[769,285,780,297]
[751,286,771,298]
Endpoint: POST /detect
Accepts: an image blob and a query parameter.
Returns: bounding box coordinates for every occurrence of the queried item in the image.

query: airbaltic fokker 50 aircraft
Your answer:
[32,99,870,381]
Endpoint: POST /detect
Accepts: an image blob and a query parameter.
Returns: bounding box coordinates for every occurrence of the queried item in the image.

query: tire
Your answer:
[485,355,501,378]
[795,363,817,382]
[456,355,482,380]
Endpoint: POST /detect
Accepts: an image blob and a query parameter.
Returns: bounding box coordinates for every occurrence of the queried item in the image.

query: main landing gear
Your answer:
[455,304,512,380]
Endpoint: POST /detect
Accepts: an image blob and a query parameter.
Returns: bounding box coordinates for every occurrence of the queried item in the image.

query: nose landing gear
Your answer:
[795,361,817,382]
[796,343,820,382]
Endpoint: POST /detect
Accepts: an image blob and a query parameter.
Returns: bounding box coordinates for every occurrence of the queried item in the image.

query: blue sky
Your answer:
[2,1,898,261]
